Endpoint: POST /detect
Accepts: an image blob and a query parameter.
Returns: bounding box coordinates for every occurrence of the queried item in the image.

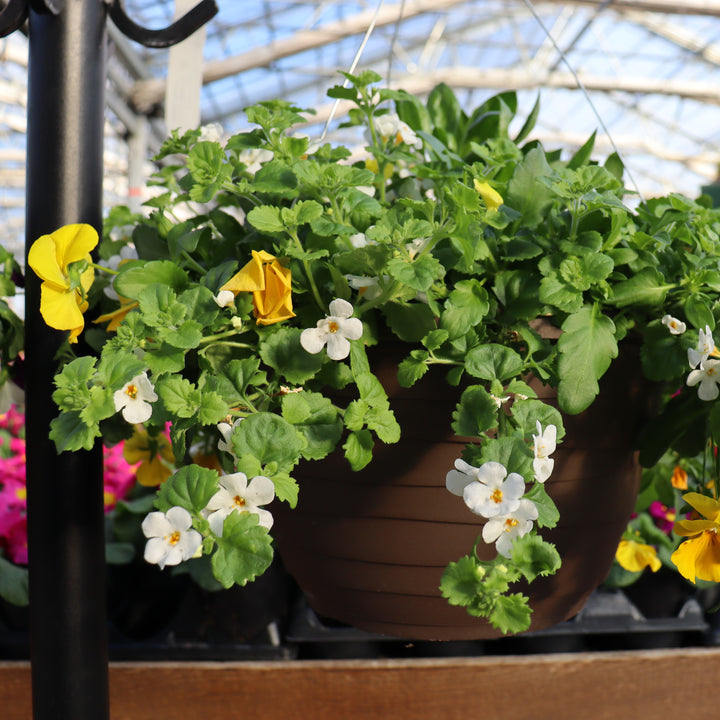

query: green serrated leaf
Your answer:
[211,512,274,588]
[155,465,220,514]
[557,306,618,414]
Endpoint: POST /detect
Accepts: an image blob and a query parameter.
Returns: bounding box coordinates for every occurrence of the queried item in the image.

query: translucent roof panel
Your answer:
[2,0,720,255]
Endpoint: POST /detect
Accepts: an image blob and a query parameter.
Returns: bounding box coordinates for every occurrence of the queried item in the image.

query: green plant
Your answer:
[18,70,720,634]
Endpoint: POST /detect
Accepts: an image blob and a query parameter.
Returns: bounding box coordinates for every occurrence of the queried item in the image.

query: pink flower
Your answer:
[649,500,676,534]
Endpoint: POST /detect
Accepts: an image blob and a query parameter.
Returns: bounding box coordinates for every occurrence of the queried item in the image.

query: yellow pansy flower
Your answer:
[473,179,503,211]
[615,539,661,573]
[123,427,175,487]
[95,299,139,332]
[221,250,295,326]
[671,492,720,583]
[27,223,98,343]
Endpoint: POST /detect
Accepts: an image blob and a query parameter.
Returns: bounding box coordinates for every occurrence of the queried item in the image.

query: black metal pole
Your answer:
[24,1,109,719]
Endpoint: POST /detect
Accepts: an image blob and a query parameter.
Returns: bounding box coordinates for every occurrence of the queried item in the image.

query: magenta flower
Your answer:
[649,500,676,534]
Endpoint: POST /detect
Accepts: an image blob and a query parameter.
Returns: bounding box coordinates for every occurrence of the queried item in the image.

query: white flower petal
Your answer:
[338,317,363,341]
[300,327,326,355]
[446,469,473,496]
[328,298,354,318]
[325,333,351,361]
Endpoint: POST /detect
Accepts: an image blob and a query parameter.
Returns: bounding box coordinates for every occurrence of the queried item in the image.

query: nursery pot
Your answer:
[272,344,650,641]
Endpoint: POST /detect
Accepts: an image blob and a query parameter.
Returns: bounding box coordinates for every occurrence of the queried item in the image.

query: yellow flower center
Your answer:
[166,531,181,546]
[504,518,519,532]
[708,367,718,377]
[233,495,246,508]
[125,383,138,399]
[491,488,503,504]
[328,321,339,333]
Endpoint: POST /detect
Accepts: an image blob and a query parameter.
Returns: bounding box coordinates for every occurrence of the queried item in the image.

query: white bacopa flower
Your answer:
[199,122,224,143]
[405,236,431,259]
[446,458,482,496]
[217,417,244,456]
[349,232,375,248]
[214,289,235,308]
[142,506,202,570]
[238,148,274,174]
[661,314,686,335]
[446,459,525,518]
[345,274,383,300]
[373,112,422,149]
[204,471,275,535]
[532,421,557,484]
[687,359,720,401]
[300,298,363,361]
[482,499,539,558]
[462,461,525,519]
[688,325,715,368]
[490,394,511,409]
[113,372,157,424]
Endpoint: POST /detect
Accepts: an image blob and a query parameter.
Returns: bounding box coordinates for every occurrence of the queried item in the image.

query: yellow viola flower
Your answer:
[220,250,295,326]
[671,465,689,490]
[28,224,98,343]
[473,179,503,211]
[615,539,661,573]
[671,492,720,583]
[94,299,139,332]
[123,427,175,487]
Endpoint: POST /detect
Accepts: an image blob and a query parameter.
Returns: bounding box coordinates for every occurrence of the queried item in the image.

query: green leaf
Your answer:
[49,411,98,452]
[114,261,189,300]
[246,205,285,234]
[397,350,430,388]
[52,356,95,412]
[509,399,565,441]
[281,392,343,460]
[557,306,618,414]
[381,302,437,343]
[609,267,673,308]
[511,533,562,582]
[465,343,524,382]
[567,130,596,170]
[0,555,28,606]
[232,412,305,470]
[343,429,374,471]
[524,483,560,529]
[197,391,231,426]
[366,406,401,444]
[156,376,201,418]
[386,254,445,292]
[268,472,299,508]
[452,385,499,436]
[260,327,325,384]
[211,512,274,588]
[479,436,533,478]
[155,465,220,514]
[440,279,490,339]
[439,556,484,607]
[97,350,146,390]
[490,593,532,635]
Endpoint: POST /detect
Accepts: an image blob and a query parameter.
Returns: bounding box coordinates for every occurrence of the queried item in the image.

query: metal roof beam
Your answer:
[130,0,476,111]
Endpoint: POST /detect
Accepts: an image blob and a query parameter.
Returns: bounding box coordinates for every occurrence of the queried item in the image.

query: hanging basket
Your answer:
[272,344,651,641]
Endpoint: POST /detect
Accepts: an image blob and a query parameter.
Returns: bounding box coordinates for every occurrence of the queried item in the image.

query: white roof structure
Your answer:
[2,0,720,256]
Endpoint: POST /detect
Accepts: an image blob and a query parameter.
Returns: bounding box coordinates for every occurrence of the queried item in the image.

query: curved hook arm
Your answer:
[108,0,218,49]
[0,0,28,38]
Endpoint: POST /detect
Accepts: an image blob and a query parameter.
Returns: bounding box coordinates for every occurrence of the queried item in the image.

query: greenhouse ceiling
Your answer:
[1,0,720,256]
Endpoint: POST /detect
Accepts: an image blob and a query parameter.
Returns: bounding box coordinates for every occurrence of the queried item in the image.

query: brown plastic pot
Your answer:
[272,343,650,640]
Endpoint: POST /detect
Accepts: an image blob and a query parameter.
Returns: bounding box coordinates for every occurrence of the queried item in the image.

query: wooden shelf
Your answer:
[2,647,720,719]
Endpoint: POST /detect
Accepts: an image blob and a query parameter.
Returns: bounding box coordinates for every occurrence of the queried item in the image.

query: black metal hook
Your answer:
[0,0,28,38]
[108,0,218,49]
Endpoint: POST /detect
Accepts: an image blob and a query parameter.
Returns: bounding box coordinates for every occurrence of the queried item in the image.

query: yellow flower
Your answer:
[123,427,175,487]
[671,492,720,583]
[27,223,98,343]
[94,299,139,332]
[615,539,661,573]
[220,250,295,326]
[671,465,688,490]
[473,179,503,211]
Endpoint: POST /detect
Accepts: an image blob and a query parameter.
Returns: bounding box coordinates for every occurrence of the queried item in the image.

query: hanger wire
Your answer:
[522,0,645,201]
